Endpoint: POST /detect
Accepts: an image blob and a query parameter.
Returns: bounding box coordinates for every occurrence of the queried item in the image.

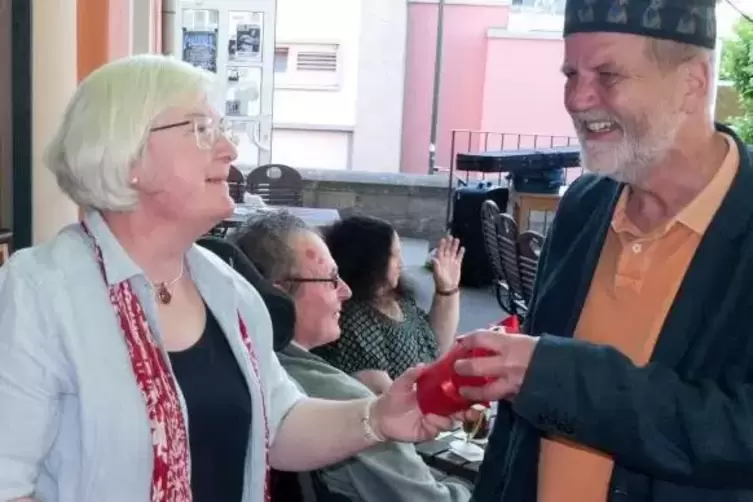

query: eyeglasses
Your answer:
[285,272,342,290]
[150,116,238,150]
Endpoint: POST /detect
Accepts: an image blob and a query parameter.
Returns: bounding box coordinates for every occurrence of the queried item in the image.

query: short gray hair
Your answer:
[644,38,713,72]
[644,38,716,116]
[46,54,217,211]
[233,210,312,291]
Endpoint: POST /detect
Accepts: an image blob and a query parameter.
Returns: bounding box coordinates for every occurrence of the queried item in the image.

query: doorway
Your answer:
[0,0,32,250]
[0,0,12,233]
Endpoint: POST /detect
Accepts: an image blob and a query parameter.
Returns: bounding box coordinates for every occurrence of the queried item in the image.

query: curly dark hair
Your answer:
[323,214,414,303]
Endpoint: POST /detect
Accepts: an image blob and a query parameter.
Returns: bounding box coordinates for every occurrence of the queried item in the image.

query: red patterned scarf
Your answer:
[82,222,270,501]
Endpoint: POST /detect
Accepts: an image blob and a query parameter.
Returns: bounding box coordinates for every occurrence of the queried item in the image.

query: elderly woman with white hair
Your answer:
[0,55,465,502]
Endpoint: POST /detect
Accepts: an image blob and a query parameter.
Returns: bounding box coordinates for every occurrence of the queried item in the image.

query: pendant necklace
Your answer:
[152,261,185,305]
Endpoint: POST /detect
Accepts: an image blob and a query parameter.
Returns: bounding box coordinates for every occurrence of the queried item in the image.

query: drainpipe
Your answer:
[162,0,176,55]
[428,0,445,174]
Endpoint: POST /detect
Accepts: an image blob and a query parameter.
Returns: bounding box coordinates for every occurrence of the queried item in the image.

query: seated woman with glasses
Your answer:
[315,215,465,395]
[234,211,471,502]
[0,55,461,502]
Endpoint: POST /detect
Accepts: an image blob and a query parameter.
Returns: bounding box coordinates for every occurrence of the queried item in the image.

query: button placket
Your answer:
[614,238,651,291]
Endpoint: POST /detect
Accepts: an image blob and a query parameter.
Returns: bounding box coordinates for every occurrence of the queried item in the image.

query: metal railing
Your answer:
[440,130,584,227]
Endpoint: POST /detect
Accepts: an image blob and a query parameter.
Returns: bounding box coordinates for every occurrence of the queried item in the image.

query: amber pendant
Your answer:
[156,283,172,304]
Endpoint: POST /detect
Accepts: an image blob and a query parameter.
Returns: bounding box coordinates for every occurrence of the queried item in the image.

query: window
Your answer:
[274,43,341,90]
[181,8,219,30]
[512,0,566,14]
[274,47,289,73]
[508,0,566,32]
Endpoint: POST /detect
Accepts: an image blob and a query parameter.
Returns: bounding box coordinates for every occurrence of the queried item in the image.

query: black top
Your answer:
[169,305,252,502]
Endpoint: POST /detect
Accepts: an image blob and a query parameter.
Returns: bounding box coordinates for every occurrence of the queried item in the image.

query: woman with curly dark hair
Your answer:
[315,215,464,394]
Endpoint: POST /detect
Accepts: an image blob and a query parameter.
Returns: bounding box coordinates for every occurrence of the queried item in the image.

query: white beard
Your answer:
[577,110,682,185]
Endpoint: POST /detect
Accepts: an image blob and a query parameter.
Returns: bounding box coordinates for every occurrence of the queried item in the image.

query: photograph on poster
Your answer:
[226,66,262,117]
[182,28,218,72]
[181,9,220,72]
[227,11,264,63]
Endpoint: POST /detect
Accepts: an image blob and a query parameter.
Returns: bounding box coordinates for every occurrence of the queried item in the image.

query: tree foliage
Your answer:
[722,20,753,142]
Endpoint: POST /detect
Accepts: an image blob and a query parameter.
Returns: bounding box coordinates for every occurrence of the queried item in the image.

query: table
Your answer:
[416,429,485,483]
[508,185,567,234]
[224,205,341,229]
[416,405,498,483]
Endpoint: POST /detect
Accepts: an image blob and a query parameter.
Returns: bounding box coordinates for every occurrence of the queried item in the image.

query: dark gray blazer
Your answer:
[473,124,753,502]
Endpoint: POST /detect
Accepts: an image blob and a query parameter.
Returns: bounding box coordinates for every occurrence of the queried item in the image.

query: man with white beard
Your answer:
[452,0,753,501]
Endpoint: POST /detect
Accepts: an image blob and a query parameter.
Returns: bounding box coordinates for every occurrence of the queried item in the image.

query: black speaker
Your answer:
[451,182,509,288]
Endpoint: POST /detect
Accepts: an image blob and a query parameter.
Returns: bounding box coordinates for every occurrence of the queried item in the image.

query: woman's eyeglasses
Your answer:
[150,116,239,150]
[284,272,342,290]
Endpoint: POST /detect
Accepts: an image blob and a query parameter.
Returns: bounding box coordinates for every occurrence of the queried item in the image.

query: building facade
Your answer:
[0,0,735,247]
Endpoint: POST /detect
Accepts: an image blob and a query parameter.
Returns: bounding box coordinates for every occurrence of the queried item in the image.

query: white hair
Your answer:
[46,54,217,211]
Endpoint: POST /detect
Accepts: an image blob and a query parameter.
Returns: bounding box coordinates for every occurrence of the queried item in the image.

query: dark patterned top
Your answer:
[315,297,440,380]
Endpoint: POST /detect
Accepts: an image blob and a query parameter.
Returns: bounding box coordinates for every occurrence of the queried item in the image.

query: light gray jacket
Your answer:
[0,211,304,502]
[278,344,471,502]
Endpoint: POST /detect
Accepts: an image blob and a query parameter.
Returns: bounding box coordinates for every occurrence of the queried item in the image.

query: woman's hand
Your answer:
[431,236,464,292]
[370,365,464,442]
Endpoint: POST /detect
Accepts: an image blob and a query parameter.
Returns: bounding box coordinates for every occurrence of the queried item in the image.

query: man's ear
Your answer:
[681,57,711,114]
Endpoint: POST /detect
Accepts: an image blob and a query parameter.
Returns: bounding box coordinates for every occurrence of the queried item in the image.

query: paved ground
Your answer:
[400,238,506,334]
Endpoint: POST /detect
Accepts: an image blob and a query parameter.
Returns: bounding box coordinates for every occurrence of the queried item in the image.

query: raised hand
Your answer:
[431,236,465,292]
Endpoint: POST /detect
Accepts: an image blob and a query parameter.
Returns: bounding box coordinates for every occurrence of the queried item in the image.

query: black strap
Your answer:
[196,236,297,351]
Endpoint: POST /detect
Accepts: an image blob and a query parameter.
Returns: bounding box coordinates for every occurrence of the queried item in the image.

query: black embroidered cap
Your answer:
[563,0,717,49]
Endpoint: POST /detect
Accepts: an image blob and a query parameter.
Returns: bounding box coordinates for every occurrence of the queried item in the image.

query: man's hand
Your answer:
[453,329,539,402]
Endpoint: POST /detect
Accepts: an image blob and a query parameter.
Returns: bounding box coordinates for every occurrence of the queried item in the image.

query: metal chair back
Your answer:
[246,163,303,207]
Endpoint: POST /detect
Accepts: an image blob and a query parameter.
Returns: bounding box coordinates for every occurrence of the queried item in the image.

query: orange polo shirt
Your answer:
[537,134,739,502]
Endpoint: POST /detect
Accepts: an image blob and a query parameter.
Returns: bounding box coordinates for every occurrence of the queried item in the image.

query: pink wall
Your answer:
[401,3,509,174]
[152,0,163,52]
[481,36,574,145]
[108,0,132,60]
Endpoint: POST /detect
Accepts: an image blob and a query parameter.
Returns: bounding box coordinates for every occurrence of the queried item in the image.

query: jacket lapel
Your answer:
[530,178,622,339]
[652,131,753,367]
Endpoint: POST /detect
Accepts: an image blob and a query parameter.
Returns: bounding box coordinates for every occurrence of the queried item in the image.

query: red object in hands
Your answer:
[416,342,496,416]
[500,315,520,332]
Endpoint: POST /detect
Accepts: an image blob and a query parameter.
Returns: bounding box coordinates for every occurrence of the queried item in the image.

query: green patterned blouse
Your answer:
[315,297,440,380]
